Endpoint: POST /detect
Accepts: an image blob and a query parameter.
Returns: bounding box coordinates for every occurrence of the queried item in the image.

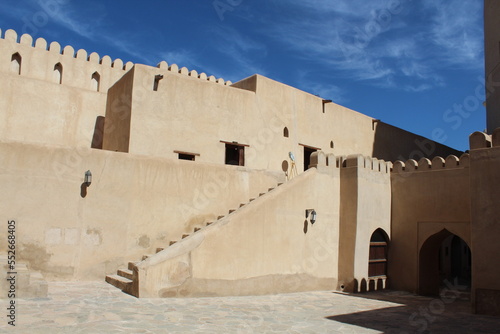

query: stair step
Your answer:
[278,183,283,186]
[217,215,225,220]
[194,227,201,232]
[239,203,245,207]
[156,247,164,253]
[117,268,134,280]
[249,198,255,202]
[259,193,265,196]
[182,234,189,239]
[169,240,177,246]
[206,222,213,226]
[106,274,133,290]
[142,254,155,261]
[268,187,274,191]
[128,262,140,271]
[229,209,236,214]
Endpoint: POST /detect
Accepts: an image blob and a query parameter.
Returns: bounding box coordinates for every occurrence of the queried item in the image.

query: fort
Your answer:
[1,0,500,317]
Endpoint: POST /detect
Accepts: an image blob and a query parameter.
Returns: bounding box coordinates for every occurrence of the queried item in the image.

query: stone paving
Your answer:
[1,281,500,333]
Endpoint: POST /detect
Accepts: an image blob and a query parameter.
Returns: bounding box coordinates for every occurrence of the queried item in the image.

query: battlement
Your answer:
[469,128,500,149]
[392,154,470,173]
[309,151,392,174]
[1,28,134,71]
[0,28,233,93]
[337,154,392,174]
[309,151,340,172]
[0,28,133,93]
[156,61,232,86]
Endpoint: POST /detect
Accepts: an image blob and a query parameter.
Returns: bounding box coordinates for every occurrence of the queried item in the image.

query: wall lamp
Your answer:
[84,170,92,187]
[305,209,317,225]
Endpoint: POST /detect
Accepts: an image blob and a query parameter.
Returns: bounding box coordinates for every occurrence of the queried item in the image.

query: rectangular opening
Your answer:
[178,153,195,161]
[220,141,248,166]
[174,150,199,161]
[304,146,316,171]
[225,143,245,166]
[300,144,319,171]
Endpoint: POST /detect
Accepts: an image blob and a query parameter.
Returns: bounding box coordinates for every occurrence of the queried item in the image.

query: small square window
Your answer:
[174,150,199,161]
[178,153,195,161]
[225,144,244,166]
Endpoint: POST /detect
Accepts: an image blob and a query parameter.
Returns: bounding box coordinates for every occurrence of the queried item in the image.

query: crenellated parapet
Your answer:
[337,154,392,174]
[0,28,132,92]
[1,28,132,70]
[156,60,233,86]
[392,154,470,173]
[469,128,500,149]
[0,28,233,93]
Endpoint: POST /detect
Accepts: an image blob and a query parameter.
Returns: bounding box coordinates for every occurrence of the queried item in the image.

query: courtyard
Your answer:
[1,281,499,333]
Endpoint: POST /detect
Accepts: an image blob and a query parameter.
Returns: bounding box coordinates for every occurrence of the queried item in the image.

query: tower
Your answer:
[485,0,500,133]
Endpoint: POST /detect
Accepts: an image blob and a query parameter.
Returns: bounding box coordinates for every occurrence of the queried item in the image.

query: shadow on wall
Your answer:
[372,121,463,162]
[80,183,88,198]
[91,116,105,149]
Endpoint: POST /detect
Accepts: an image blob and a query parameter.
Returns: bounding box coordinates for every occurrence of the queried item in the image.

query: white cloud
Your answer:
[20,1,155,65]
[258,0,483,92]
[159,50,197,69]
[258,1,413,81]
[282,0,397,18]
[304,82,346,103]
[33,0,100,39]
[205,25,268,80]
[403,84,433,93]
[422,0,483,67]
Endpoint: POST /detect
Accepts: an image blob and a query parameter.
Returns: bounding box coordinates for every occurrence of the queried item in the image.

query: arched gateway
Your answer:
[419,229,471,296]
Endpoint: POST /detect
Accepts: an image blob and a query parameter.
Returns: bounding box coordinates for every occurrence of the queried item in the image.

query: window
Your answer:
[221,141,247,166]
[91,72,100,92]
[179,153,195,161]
[299,144,320,171]
[369,229,388,278]
[330,141,334,149]
[303,146,316,171]
[225,144,244,166]
[283,127,289,138]
[174,150,199,161]
[53,63,63,84]
[11,53,21,75]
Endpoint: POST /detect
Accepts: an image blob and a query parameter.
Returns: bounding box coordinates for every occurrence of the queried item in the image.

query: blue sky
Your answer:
[1,0,486,151]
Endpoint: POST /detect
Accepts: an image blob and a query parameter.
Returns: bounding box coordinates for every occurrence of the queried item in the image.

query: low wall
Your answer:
[0,141,283,281]
[390,154,471,293]
[137,156,341,297]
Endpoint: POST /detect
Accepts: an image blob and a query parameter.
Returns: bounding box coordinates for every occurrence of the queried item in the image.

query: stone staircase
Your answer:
[105,182,284,296]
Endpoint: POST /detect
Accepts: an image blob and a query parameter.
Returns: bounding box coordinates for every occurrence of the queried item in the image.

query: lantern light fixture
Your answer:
[305,209,317,225]
[84,170,92,187]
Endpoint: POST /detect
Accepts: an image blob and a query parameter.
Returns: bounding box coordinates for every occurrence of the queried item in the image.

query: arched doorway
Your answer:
[369,229,389,279]
[419,229,471,296]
